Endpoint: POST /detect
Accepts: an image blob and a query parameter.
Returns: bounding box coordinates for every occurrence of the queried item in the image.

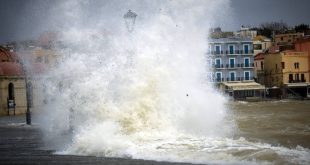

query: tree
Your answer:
[256,21,289,38]
[294,24,309,33]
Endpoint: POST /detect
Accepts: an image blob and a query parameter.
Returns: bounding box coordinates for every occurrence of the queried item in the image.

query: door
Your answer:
[244,58,250,67]
[244,71,250,80]
[244,45,249,54]
[216,72,222,82]
[289,74,293,83]
[215,45,220,54]
[215,59,221,68]
[229,58,235,68]
[229,45,234,54]
[230,72,235,81]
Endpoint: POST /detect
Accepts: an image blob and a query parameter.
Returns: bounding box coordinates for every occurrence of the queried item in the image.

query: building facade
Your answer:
[264,50,309,98]
[0,47,27,116]
[274,32,304,46]
[294,37,310,80]
[208,38,255,83]
[234,26,257,39]
[253,35,272,55]
[254,53,265,85]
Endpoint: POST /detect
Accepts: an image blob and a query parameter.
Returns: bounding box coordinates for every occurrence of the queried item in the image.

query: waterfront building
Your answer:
[208,37,265,100]
[264,50,310,98]
[208,37,255,82]
[295,37,310,80]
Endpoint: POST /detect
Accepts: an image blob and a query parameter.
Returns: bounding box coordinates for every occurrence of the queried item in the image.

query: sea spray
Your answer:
[34,0,236,162]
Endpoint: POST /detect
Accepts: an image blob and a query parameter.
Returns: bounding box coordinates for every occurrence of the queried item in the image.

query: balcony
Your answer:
[226,77,239,82]
[240,63,254,68]
[215,64,225,69]
[226,64,237,69]
[215,78,225,82]
[226,50,241,55]
[211,51,224,55]
[288,79,307,83]
[240,50,254,55]
[240,77,254,81]
[226,77,253,82]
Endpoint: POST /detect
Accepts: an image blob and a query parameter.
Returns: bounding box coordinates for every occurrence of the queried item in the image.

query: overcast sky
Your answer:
[0,0,310,44]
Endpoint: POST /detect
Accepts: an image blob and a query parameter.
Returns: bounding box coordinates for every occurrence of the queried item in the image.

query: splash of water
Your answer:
[31,0,310,164]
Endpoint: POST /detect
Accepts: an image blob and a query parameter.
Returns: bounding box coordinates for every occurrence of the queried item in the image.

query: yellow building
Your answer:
[264,50,310,98]
[253,35,272,55]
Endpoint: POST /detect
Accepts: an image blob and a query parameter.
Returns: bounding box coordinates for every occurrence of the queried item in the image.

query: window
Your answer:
[230,72,236,81]
[281,37,284,41]
[8,83,14,100]
[289,74,293,83]
[215,45,221,54]
[244,58,250,67]
[243,44,249,54]
[301,74,305,82]
[261,61,264,70]
[215,58,221,68]
[229,45,234,54]
[216,72,222,82]
[254,44,262,50]
[244,71,250,80]
[276,64,278,69]
[281,62,285,69]
[294,62,300,69]
[295,74,300,81]
[229,58,235,68]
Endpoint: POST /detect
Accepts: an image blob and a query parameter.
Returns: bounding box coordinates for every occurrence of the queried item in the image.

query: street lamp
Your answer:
[123,10,137,33]
[21,60,32,125]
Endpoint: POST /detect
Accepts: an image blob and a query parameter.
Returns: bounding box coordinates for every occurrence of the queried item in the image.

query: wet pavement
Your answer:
[0,115,198,165]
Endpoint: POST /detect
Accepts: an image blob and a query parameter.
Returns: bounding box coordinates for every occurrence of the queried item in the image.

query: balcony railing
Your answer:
[213,63,254,69]
[240,50,254,54]
[215,78,225,82]
[226,77,254,82]
[241,63,254,68]
[209,50,254,55]
[226,64,237,69]
[211,51,224,55]
[288,79,306,83]
[240,77,253,81]
[215,64,225,68]
[214,77,254,82]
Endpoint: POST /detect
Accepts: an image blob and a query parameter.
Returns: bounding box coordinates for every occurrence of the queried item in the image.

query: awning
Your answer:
[284,83,310,87]
[221,81,265,91]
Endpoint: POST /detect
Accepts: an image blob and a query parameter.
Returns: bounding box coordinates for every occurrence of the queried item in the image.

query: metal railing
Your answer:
[209,50,254,55]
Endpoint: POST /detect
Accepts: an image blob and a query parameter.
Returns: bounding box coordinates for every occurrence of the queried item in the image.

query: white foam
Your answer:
[33,0,310,164]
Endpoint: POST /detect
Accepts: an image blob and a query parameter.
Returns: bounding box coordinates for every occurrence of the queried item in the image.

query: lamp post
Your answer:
[123,10,137,33]
[22,60,32,125]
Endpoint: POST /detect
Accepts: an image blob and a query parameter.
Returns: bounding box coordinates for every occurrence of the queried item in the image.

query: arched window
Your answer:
[8,83,14,100]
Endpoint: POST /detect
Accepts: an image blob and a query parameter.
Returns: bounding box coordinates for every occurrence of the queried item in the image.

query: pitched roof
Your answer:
[254,53,265,60]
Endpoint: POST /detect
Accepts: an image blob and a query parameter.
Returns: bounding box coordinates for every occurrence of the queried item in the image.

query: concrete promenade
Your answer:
[0,115,198,165]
